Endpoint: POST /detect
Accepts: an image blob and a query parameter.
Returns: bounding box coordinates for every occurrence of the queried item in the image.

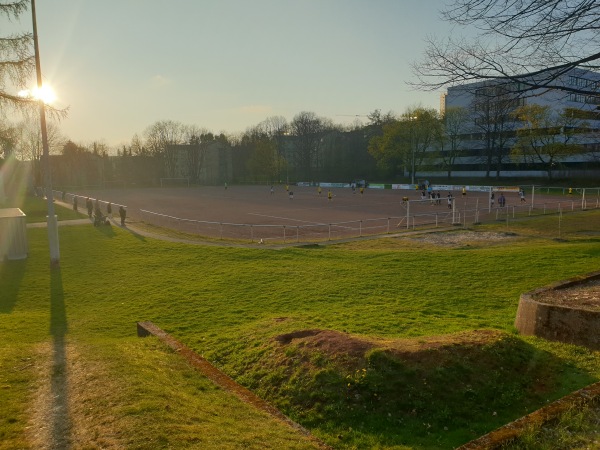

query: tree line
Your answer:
[2,101,598,188]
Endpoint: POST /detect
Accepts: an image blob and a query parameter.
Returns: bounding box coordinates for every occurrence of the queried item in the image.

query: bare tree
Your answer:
[144,120,186,177]
[412,1,600,96]
[440,107,470,177]
[470,88,519,177]
[255,116,288,182]
[16,116,63,184]
[129,133,146,155]
[289,111,332,180]
[184,127,215,183]
[0,119,18,157]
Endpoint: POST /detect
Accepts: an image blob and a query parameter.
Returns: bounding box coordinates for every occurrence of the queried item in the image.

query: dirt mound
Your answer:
[275,329,374,358]
[274,328,505,363]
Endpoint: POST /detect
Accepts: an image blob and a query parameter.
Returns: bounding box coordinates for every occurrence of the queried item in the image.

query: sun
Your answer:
[18,84,57,104]
[32,85,57,104]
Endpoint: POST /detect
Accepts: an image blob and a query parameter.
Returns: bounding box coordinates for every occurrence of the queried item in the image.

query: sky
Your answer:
[10,0,456,148]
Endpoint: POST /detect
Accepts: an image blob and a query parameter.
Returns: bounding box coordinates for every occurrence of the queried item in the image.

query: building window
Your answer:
[568,75,600,91]
[569,93,600,105]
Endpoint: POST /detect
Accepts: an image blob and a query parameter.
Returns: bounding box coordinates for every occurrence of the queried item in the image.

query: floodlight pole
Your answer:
[31,0,60,266]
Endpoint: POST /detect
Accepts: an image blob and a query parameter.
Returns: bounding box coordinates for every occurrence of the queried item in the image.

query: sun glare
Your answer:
[18,85,57,104]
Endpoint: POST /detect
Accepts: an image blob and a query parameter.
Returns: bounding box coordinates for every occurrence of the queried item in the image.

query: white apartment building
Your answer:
[435,67,600,179]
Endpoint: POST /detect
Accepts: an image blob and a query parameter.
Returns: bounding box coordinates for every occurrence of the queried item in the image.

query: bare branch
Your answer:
[414,0,600,95]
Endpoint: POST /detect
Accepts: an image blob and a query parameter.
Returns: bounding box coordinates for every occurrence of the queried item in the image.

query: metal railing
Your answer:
[137,198,599,244]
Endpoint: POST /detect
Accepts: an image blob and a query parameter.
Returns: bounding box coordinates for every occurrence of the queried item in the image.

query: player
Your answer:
[328,190,332,201]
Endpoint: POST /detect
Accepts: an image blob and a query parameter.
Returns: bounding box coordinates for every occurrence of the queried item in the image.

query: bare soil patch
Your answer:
[533,279,600,312]
[405,230,518,247]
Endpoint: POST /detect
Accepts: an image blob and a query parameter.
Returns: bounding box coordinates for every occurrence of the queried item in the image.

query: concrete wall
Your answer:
[514,271,600,350]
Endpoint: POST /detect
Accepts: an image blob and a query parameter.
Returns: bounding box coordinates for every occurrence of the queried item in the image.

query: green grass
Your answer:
[1,195,86,223]
[2,199,600,448]
[501,400,600,449]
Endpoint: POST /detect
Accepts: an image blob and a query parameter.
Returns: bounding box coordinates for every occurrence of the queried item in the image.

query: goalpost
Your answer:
[160,177,190,188]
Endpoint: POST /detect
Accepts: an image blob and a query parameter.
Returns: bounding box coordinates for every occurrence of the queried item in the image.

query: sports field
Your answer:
[72,185,595,242]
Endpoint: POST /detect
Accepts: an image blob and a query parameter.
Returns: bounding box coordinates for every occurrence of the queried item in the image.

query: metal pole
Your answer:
[32,0,59,266]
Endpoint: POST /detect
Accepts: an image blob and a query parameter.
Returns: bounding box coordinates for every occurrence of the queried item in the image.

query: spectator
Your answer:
[86,197,93,218]
[119,206,126,226]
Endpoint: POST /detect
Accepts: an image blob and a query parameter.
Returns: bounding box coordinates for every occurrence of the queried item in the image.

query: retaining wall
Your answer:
[514,270,600,350]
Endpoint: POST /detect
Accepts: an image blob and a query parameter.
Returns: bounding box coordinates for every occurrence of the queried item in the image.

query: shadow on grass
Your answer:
[93,222,116,238]
[0,259,27,313]
[266,331,598,449]
[122,224,146,242]
[49,266,72,449]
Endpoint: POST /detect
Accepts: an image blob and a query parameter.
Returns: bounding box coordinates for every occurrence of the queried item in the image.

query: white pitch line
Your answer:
[247,213,322,224]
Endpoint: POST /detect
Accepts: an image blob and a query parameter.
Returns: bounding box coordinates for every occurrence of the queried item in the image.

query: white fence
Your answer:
[139,197,600,244]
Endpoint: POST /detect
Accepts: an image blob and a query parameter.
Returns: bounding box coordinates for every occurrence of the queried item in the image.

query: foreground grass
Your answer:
[501,400,600,449]
[1,201,600,448]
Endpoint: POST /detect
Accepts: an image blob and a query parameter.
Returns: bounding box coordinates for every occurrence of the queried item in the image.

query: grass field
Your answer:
[1,196,600,449]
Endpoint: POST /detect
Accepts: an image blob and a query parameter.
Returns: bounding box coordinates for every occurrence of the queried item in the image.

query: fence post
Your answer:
[328,224,331,241]
[387,218,390,234]
[283,225,286,243]
[250,225,253,242]
[359,220,362,237]
[296,226,299,243]
[220,223,223,240]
